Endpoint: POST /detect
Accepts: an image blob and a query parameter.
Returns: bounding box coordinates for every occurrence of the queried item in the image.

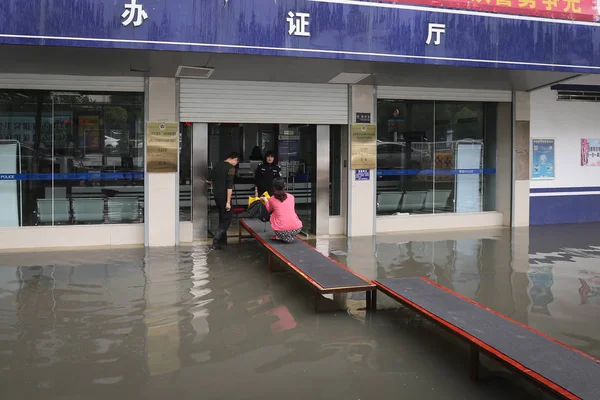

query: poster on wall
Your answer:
[455,142,483,213]
[350,124,376,170]
[581,138,600,166]
[0,143,20,227]
[278,129,301,161]
[78,115,101,152]
[531,138,555,180]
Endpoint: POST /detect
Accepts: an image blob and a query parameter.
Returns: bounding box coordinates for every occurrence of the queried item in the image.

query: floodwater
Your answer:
[1,224,599,399]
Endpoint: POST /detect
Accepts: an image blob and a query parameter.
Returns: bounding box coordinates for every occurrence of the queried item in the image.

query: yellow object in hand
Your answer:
[248,192,270,207]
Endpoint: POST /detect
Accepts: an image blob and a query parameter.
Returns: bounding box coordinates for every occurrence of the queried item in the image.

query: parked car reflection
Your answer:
[376,140,432,170]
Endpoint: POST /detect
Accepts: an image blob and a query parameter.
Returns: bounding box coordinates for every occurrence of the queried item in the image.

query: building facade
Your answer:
[0,0,599,249]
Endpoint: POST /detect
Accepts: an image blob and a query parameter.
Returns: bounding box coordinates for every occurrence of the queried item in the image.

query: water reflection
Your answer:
[0,224,598,398]
[324,224,600,359]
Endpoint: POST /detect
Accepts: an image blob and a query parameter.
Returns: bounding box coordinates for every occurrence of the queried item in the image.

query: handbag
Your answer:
[247,200,270,222]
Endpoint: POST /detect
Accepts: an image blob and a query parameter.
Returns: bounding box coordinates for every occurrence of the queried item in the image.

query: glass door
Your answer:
[278,125,316,236]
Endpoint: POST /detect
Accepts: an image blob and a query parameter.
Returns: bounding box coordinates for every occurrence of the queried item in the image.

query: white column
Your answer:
[347,85,376,237]
[145,77,179,247]
[496,103,512,226]
[513,91,530,227]
[315,125,330,236]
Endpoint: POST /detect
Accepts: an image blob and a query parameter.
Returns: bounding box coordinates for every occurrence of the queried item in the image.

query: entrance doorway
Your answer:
[206,123,318,237]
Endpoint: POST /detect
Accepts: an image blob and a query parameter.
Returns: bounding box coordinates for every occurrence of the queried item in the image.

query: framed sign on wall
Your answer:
[350,124,376,170]
[531,138,555,180]
[146,122,178,173]
[581,138,600,167]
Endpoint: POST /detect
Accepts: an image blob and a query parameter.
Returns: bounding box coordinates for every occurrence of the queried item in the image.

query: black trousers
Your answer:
[214,197,233,232]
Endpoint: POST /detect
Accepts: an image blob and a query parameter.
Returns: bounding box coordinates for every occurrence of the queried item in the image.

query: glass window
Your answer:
[376,100,497,216]
[376,100,434,215]
[329,125,341,216]
[0,90,144,227]
[179,122,192,221]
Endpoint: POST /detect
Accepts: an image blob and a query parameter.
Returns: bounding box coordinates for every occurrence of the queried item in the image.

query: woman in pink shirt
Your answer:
[261,177,302,243]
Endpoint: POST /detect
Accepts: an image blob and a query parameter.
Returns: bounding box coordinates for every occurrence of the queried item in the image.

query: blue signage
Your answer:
[355,169,370,181]
[531,139,555,180]
[1,0,599,73]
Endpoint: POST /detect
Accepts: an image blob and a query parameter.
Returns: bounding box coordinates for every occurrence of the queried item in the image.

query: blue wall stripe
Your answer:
[530,186,600,194]
[377,168,496,177]
[0,172,144,181]
[530,194,600,225]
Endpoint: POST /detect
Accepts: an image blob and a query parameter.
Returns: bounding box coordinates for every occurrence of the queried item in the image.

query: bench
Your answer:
[239,219,376,311]
[374,277,600,400]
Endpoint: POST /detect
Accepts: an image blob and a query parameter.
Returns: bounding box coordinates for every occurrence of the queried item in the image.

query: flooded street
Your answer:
[1,223,599,399]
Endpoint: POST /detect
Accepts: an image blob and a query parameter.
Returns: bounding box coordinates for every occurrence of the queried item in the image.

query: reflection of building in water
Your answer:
[527,266,554,316]
[578,272,600,305]
[451,239,481,300]
[528,247,600,358]
[375,238,484,297]
[373,231,530,322]
[2,261,147,395]
[186,247,212,363]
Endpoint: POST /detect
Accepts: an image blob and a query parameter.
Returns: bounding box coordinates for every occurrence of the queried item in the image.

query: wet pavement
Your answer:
[1,223,599,399]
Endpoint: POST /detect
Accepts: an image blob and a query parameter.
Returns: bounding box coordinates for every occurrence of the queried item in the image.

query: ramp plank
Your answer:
[241,219,372,291]
[376,277,600,400]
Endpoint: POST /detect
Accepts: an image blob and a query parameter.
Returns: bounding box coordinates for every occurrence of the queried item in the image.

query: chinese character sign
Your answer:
[366,0,596,22]
[350,124,376,170]
[287,12,310,37]
[146,122,178,173]
[531,138,555,179]
[122,0,148,27]
[426,23,446,45]
[581,138,600,166]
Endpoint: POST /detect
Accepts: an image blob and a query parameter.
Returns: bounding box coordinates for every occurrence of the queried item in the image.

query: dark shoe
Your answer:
[212,229,226,249]
[221,231,228,247]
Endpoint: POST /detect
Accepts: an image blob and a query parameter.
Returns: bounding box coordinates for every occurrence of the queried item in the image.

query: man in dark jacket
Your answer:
[254,150,281,197]
[209,152,239,249]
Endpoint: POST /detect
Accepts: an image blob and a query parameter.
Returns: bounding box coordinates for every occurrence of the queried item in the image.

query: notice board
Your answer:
[350,124,376,170]
[146,122,178,173]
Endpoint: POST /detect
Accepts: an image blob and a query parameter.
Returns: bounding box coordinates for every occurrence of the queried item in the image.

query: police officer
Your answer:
[254,150,281,197]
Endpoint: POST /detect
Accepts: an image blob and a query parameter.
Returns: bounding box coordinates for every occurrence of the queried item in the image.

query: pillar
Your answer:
[347,85,376,237]
[513,92,530,227]
[315,125,330,236]
[145,77,179,247]
[496,103,513,226]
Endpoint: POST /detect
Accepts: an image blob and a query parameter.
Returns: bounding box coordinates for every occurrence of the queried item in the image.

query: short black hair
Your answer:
[227,152,240,160]
[263,150,277,163]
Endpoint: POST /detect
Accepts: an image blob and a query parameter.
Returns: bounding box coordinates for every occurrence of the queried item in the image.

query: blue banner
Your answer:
[531,139,555,180]
[377,168,496,176]
[1,0,599,72]
[0,172,144,181]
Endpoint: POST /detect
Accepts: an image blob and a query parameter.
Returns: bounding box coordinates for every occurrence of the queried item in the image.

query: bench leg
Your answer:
[366,290,377,312]
[470,343,479,382]
[238,224,242,243]
[267,253,273,272]
[371,290,377,311]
